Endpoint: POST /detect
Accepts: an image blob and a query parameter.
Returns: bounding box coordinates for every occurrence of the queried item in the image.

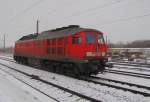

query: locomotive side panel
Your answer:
[67,32,85,59]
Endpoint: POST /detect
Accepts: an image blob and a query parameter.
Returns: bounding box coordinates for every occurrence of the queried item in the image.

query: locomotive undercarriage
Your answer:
[14,56,106,76]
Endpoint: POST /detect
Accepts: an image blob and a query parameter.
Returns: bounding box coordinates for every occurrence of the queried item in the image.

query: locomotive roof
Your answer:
[18,34,37,41]
[18,25,100,42]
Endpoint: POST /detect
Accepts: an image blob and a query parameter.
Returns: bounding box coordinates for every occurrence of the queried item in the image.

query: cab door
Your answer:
[70,34,84,59]
[57,38,64,58]
[85,32,97,52]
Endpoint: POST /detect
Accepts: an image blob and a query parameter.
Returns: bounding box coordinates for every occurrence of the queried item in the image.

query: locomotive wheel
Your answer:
[51,63,57,73]
[17,57,21,64]
[72,64,80,77]
[61,64,67,75]
[51,67,56,73]
[55,64,62,74]
[20,57,24,64]
[73,67,80,77]
[59,64,66,74]
[59,64,73,76]
[49,64,54,72]
[98,64,105,73]
[23,58,28,65]
[40,60,50,71]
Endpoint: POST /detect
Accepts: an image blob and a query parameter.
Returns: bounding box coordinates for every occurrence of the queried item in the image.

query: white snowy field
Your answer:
[0,65,87,102]
[0,58,150,102]
[97,71,150,88]
[0,53,13,58]
[111,65,150,75]
[0,68,56,102]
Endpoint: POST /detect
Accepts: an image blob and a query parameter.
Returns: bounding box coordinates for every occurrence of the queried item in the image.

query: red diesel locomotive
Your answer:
[14,25,108,76]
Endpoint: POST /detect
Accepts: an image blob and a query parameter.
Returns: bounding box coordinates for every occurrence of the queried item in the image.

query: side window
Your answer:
[58,38,63,45]
[86,32,95,44]
[52,39,56,45]
[47,39,50,45]
[72,36,82,44]
[65,37,68,44]
[35,40,40,47]
[98,34,105,44]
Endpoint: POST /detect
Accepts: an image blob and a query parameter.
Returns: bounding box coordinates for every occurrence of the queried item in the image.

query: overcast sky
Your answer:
[0,0,150,47]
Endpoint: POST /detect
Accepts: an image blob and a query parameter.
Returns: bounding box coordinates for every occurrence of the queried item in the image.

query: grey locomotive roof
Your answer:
[18,25,100,42]
[19,34,37,41]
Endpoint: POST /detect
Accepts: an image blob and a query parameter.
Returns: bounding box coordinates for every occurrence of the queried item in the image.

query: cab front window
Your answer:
[72,36,82,44]
[86,32,95,44]
[98,34,105,44]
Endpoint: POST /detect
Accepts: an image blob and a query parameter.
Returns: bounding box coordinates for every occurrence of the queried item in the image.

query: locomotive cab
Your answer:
[84,31,107,59]
[84,31,108,73]
[70,31,108,74]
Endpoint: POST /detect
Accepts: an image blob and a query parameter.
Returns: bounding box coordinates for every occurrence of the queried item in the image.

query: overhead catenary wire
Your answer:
[3,0,149,35]
[1,0,47,37]
[21,0,150,33]
[3,0,138,28]
[58,0,124,22]
[5,0,46,25]
[87,12,150,28]
[57,0,140,26]
[3,0,76,33]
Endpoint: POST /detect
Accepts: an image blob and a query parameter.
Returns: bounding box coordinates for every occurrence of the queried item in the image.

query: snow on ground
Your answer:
[111,66,150,76]
[0,53,13,58]
[114,64,150,71]
[0,58,149,102]
[97,71,150,88]
[133,58,150,64]
[0,69,56,102]
[111,59,150,66]
[147,58,150,64]
[0,64,89,102]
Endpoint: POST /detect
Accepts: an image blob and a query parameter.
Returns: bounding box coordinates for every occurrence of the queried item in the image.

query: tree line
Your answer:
[109,40,150,48]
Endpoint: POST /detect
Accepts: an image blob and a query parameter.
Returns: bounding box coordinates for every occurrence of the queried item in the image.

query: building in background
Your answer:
[108,48,150,61]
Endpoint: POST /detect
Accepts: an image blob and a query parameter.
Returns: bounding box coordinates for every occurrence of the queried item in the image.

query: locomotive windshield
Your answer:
[86,32,95,44]
[98,34,105,44]
[72,36,82,44]
[85,32,105,44]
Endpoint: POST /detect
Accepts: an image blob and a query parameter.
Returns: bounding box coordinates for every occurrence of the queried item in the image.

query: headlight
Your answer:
[86,52,106,57]
[86,52,96,56]
[101,52,106,56]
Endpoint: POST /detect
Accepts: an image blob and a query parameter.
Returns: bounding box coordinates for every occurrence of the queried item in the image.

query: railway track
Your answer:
[112,61,150,68]
[0,56,15,62]
[90,76,150,90]
[0,67,59,102]
[105,69,150,79]
[81,76,150,97]
[114,65,150,72]
[0,62,100,102]
[0,57,150,98]
[2,56,150,79]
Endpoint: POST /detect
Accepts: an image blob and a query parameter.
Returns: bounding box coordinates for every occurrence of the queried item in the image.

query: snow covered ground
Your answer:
[0,58,150,101]
[112,66,150,76]
[97,71,150,89]
[0,53,150,102]
[0,53,13,58]
[0,68,56,102]
[0,64,88,102]
[112,58,150,65]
